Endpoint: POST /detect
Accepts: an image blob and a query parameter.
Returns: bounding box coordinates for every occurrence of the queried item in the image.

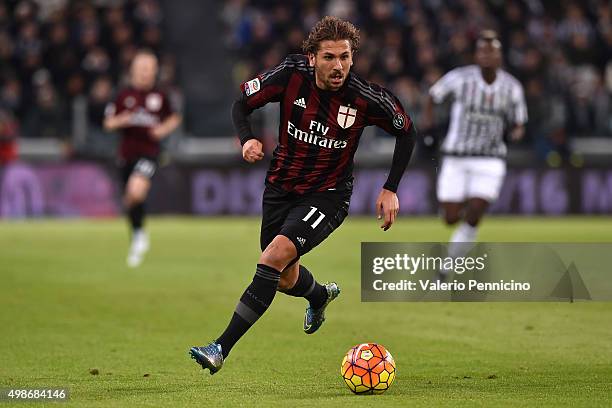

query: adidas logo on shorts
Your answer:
[296,237,307,247]
[293,97,306,109]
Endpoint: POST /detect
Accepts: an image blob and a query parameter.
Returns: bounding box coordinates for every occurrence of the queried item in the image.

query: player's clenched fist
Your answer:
[242,139,264,163]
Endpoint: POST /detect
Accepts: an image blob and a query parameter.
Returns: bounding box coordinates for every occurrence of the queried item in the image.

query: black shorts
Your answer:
[119,157,158,190]
[260,183,351,257]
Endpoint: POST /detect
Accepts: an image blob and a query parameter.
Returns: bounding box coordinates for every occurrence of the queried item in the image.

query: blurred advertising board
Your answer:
[1,162,611,218]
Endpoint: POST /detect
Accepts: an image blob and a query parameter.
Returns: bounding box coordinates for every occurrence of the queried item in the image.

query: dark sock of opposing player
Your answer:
[128,202,145,232]
[216,264,281,358]
[282,265,328,310]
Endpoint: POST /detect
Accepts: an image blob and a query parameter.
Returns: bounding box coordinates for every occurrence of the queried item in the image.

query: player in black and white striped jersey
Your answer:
[422,30,527,270]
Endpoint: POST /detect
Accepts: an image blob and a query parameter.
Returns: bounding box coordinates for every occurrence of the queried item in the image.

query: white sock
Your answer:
[439,223,478,277]
[448,222,478,258]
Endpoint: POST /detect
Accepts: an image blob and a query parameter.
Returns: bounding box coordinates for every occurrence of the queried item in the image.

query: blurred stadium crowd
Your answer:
[222,0,612,161]
[0,0,611,164]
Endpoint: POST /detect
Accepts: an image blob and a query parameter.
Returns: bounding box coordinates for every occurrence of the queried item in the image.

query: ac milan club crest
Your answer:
[337,105,357,129]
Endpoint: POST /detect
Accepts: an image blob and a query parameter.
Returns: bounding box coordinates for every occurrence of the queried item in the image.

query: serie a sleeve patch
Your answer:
[244,78,261,96]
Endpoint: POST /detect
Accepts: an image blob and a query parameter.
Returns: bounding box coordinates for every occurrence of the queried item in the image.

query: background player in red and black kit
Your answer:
[104,49,181,267]
[190,16,417,374]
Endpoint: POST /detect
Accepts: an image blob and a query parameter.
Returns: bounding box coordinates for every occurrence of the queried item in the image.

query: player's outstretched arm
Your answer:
[377,124,417,231]
[232,99,264,163]
[366,85,418,230]
[232,56,295,162]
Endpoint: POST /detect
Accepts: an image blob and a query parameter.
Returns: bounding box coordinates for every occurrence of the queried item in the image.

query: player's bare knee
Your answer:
[259,236,297,271]
[464,206,485,226]
[444,213,461,225]
[124,190,144,208]
[441,203,462,225]
[443,209,462,225]
[127,176,150,200]
[464,212,482,227]
[123,193,136,208]
[259,248,294,271]
[465,199,488,226]
[133,190,147,203]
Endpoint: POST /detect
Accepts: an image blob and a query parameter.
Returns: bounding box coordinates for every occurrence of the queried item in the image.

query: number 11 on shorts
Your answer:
[303,206,326,229]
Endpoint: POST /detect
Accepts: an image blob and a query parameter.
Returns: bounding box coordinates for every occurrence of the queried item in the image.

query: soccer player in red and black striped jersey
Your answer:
[104,50,181,267]
[190,16,416,374]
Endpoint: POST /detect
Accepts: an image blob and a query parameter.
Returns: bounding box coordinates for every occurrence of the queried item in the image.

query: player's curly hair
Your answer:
[302,16,360,55]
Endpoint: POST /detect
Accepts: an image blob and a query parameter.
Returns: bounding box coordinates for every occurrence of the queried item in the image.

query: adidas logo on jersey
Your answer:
[296,237,307,247]
[293,97,307,108]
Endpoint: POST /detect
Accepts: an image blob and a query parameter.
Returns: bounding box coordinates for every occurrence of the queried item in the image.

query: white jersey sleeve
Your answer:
[429,68,463,103]
[510,82,528,126]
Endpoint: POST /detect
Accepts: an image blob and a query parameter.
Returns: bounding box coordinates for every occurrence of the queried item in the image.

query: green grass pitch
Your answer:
[1,217,611,407]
